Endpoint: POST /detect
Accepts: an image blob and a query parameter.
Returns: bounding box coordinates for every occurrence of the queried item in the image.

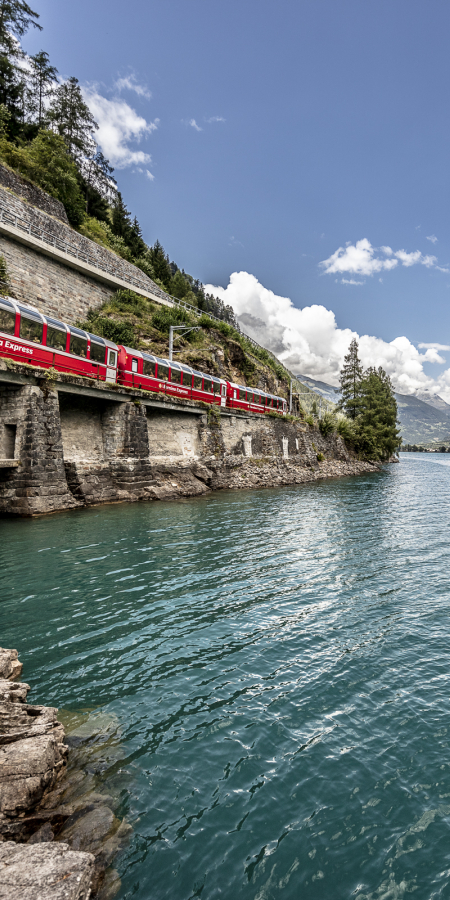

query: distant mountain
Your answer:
[296,373,450,445]
[414,391,450,417]
[295,374,341,404]
[393,392,450,444]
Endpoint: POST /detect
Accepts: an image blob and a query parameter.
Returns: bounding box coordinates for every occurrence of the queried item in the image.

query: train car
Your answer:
[0,297,119,382]
[0,298,287,416]
[227,381,287,415]
[117,346,227,406]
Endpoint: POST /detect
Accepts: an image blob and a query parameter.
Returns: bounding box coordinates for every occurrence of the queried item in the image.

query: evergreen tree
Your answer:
[111,191,132,239]
[0,54,23,128]
[355,367,401,460]
[148,240,172,288]
[0,0,41,58]
[26,50,57,125]
[338,338,363,419]
[128,215,146,258]
[82,147,116,214]
[170,268,190,300]
[47,76,97,160]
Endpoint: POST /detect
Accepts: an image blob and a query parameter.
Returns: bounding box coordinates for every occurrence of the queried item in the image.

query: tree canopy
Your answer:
[338,342,401,460]
[338,337,363,419]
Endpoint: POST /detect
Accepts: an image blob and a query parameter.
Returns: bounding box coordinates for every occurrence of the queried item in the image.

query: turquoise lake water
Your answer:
[3,453,450,898]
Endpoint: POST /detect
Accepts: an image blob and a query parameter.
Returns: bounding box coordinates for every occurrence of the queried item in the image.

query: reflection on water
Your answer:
[3,457,450,898]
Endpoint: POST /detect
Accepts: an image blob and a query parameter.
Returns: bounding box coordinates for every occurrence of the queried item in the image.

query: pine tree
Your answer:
[170,268,190,300]
[338,338,363,419]
[128,216,146,258]
[47,76,97,160]
[83,147,116,214]
[148,240,173,288]
[355,367,401,460]
[111,191,132,239]
[26,50,57,126]
[0,54,23,126]
[0,1,41,59]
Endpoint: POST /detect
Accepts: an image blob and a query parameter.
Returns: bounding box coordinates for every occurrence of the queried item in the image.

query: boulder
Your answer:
[0,842,94,899]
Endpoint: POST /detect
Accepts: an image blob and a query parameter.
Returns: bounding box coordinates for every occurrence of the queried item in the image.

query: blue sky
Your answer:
[21,0,450,394]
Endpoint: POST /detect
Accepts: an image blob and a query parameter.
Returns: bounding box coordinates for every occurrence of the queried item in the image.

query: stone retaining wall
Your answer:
[0,164,69,223]
[0,178,172,323]
[0,236,114,323]
[0,367,379,516]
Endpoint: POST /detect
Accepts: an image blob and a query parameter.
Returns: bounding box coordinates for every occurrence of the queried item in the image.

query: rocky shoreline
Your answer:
[0,648,129,899]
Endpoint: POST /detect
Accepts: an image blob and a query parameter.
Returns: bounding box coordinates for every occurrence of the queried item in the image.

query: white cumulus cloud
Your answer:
[426,234,438,243]
[320,238,440,279]
[204,270,450,401]
[82,87,158,168]
[205,116,225,123]
[187,118,202,131]
[114,74,152,99]
[419,342,450,351]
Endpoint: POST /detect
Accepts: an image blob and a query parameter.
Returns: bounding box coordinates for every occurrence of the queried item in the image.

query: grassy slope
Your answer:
[78,291,316,406]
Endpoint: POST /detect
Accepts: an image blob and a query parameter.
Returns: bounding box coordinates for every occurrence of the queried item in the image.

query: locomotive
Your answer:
[0,296,287,416]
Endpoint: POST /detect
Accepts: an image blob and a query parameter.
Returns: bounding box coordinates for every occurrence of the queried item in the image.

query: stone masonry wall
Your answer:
[0,180,173,323]
[0,164,69,223]
[0,235,114,322]
[0,371,378,516]
[0,380,79,515]
[146,409,202,459]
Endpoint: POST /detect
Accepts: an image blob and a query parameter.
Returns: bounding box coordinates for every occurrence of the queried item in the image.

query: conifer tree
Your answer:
[355,367,401,460]
[128,216,146,258]
[47,77,97,160]
[338,338,363,419]
[0,1,41,59]
[26,50,57,125]
[83,148,116,214]
[111,191,132,239]
[148,240,173,288]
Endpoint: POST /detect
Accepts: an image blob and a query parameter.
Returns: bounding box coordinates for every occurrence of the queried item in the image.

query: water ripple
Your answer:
[3,456,450,897]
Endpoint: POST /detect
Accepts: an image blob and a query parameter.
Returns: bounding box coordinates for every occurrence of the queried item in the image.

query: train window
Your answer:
[193,374,203,390]
[170,367,182,384]
[204,378,213,393]
[70,334,87,358]
[46,325,66,351]
[20,314,43,344]
[182,372,192,387]
[90,341,105,364]
[143,359,156,377]
[0,306,15,334]
[108,350,116,367]
[239,388,246,400]
[247,390,253,402]
[131,358,138,373]
[157,364,169,381]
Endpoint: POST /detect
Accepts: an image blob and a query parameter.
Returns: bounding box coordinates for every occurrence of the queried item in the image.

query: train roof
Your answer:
[1,298,119,351]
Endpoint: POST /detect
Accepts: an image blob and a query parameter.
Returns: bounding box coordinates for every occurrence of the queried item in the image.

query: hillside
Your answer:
[79,291,318,410]
[414,390,450,417]
[394,392,450,444]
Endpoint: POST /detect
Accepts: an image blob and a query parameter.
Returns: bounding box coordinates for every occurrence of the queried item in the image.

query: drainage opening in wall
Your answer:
[2,424,16,459]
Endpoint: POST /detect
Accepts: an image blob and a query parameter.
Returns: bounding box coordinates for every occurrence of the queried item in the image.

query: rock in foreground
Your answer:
[0,841,94,900]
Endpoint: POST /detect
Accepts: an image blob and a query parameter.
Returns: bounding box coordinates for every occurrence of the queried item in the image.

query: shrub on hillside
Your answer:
[318,412,336,437]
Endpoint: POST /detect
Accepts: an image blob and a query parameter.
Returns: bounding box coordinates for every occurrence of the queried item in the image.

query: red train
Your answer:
[0,297,287,416]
